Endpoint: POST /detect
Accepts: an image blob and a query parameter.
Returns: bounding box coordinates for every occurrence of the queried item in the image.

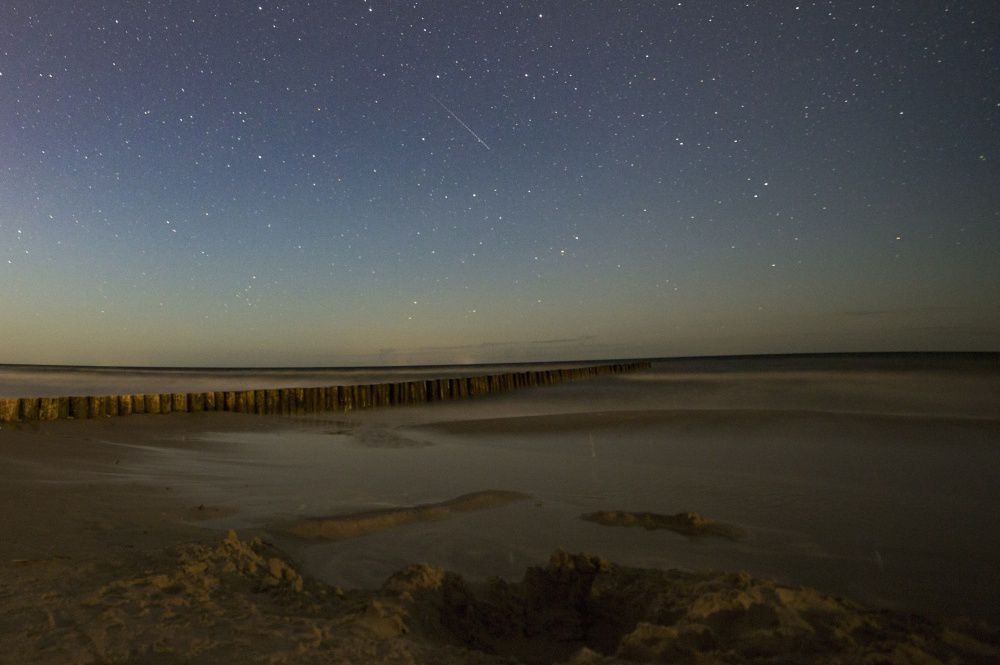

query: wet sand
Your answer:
[288,491,530,540]
[0,411,995,665]
[1,414,998,664]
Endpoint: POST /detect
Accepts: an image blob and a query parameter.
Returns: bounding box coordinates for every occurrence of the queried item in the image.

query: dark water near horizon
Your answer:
[17,353,1000,623]
[1,352,995,397]
[0,360,608,398]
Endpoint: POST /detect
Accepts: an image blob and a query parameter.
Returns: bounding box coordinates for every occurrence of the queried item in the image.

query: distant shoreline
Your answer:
[0,350,995,372]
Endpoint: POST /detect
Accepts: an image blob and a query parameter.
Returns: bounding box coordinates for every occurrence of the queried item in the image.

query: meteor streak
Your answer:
[431,95,491,151]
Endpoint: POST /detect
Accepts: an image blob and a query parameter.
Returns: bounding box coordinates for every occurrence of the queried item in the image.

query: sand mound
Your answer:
[581,510,745,540]
[4,534,998,664]
[376,549,1000,664]
[288,490,529,540]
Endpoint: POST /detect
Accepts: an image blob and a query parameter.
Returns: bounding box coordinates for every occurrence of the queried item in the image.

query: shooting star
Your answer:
[431,94,491,151]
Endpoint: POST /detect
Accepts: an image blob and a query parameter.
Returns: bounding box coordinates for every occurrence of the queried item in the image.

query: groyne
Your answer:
[0,362,649,423]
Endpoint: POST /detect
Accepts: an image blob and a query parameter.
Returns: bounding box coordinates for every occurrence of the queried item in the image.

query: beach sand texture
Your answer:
[4,529,997,664]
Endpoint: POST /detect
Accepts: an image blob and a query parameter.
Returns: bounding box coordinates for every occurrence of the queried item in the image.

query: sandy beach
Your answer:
[2,357,999,663]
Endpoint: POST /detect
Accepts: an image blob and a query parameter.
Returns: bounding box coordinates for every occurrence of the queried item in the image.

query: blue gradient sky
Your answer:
[2,1,998,366]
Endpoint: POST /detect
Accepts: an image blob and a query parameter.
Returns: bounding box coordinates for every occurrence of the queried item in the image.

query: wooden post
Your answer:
[56,396,70,419]
[132,394,146,415]
[20,398,40,420]
[171,393,187,413]
[189,392,205,412]
[265,389,279,414]
[244,390,257,413]
[69,396,88,419]
[88,396,103,419]
[36,397,57,420]
[203,392,215,411]
[144,394,160,414]
[0,398,19,422]
[118,394,133,416]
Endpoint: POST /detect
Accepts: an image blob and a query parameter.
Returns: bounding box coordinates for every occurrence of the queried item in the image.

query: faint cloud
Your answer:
[839,305,976,318]
[412,335,598,353]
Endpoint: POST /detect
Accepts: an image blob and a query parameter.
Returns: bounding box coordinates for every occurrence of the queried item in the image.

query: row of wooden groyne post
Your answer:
[0,362,650,423]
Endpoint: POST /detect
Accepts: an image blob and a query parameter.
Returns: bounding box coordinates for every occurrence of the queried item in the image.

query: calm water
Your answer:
[86,355,1000,623]
[0,361,598,397]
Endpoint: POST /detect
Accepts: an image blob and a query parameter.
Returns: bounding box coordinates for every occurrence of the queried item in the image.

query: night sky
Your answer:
[2,1,998,366]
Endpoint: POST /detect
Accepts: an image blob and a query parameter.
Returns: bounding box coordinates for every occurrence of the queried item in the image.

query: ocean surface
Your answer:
[0,361,600,397]
[17,354,1000,623]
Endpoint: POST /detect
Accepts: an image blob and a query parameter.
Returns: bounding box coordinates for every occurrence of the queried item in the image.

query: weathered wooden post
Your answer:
[247,390,259,413]
[37,398,58,421]
[19,397,39,421]
[87,396,104,418]
[264,389,278,414]
[0,398,19,422]
[68,396,88,419]
[118,394,133,416]
[189,392,205,412]
[132,394,146,415]
[144,394,160,414]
